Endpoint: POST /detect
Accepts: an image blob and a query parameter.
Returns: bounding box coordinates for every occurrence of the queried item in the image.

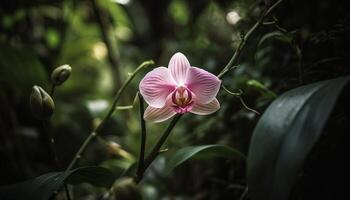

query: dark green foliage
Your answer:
[247,76,350,200]
[0,166,116,200]
[165,144,245,174]
[1,0,350,199]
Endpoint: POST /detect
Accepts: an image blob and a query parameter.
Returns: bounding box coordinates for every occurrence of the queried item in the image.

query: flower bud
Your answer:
[30,85,55,120]
[51,64,72,86]
[113,178,142,200]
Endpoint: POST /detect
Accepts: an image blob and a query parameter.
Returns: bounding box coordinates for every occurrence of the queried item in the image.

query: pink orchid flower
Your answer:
[139,52,221,123]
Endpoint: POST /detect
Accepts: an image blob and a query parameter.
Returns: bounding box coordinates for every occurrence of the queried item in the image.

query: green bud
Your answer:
[113,178,142,200]
[30,85,55,120]
[51,64,72,86]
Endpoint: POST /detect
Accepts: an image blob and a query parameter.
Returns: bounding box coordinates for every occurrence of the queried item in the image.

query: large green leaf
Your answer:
[247,76,350,200]
[0,166,116,200]
[165,144,245,174]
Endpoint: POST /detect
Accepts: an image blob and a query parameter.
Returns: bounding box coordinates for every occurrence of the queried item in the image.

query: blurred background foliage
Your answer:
[0,0,350,199]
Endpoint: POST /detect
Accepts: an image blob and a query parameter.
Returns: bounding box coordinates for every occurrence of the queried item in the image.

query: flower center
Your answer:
[172,86,193,108]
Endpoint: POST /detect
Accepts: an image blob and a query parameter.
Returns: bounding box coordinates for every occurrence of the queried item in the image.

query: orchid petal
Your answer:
[190,98,220,115]
[168,52,191,85]
[144,105,177,123]
[139,67,176,108]
[186,67,221,104]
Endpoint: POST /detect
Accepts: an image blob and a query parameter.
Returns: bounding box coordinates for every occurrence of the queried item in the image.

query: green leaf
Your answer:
[0,166,116,200]
[247,76,350,200]
[165,144,245,174]
[66,166,116,187]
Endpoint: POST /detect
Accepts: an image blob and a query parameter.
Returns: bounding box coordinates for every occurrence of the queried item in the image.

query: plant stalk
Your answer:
[44,87,71,200]
[217,0,284,79]
[135,93,147,182]
[63,60,154,175]
[134,114,182,183]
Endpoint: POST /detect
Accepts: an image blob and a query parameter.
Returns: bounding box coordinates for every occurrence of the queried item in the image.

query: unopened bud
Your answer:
[30,85,55,119]
[113,178,142,200]
[51,64,72,86]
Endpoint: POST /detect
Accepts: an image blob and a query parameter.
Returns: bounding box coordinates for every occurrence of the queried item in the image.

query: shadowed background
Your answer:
[1,0,350,199]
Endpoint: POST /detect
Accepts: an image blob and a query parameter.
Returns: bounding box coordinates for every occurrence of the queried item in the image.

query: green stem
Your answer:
[64,60,154,174]
[222,85,260,115]
[135,114,182,184]
[135,93,147,182]
[42,121,61,170]
[50,85,56,96]
[217,0,284,79]
[45,87,71,200]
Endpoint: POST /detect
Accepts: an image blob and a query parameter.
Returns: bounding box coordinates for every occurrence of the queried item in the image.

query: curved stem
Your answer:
[64,60,154,174]
[217,0,284,79]
[222,85,260,115]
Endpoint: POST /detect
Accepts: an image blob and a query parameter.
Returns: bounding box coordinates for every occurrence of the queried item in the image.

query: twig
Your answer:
[217,0,284,79]
[239,96,260,115]
[115,92,139,110]
[221,85,243,96]
[135,93,147,182]
[222,85,260,115]
[63,60,154,174]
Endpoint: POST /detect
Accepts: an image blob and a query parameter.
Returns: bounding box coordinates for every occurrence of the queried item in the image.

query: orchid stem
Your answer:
[45,86,71,200]
[217,0,284,79]
[134,114,182,184]
[63,60,154,175]
[50,85,56,96]
[135,93,147,182]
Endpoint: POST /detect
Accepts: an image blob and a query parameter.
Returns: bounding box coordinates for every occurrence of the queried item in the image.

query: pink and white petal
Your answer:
[144,105,176,123]
[190,98,220,115]
[186,67,221,104]
[168,52,191,85]
[139,67,176,108]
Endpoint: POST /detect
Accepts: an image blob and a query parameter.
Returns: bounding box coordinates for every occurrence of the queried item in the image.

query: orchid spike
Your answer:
[139,52,221,123]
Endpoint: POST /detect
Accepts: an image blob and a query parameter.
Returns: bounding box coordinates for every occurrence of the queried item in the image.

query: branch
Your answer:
[217,0,284,79]
[63,60,154,174]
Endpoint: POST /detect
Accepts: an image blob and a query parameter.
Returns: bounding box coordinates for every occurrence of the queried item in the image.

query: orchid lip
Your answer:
[172,86,192,107]
[171,86,194,113]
